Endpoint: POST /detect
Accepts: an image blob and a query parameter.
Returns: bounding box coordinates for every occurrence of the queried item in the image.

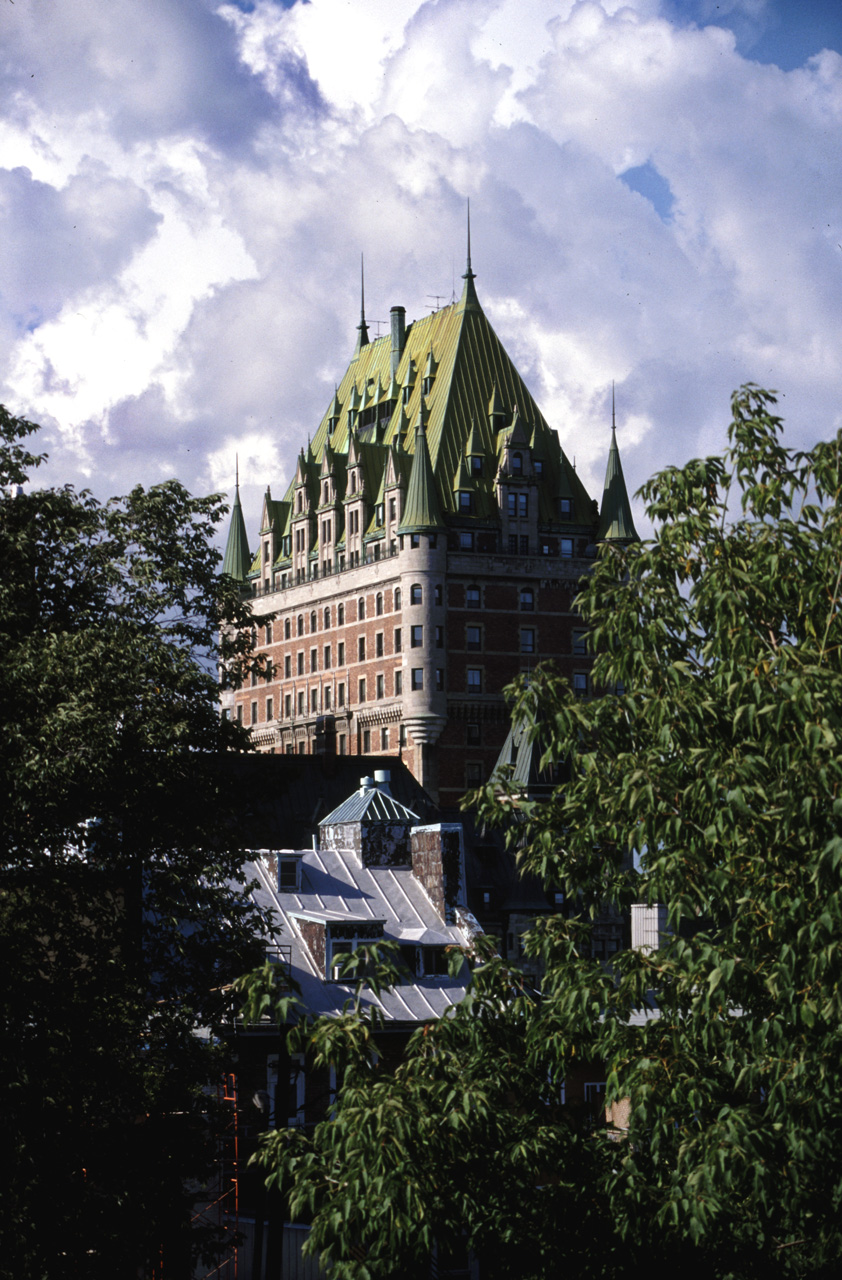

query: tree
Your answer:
[0,407,266,1279]
[250,387,842,1278]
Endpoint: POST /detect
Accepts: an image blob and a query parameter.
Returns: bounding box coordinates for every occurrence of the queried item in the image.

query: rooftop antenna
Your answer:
[427,294,447,311]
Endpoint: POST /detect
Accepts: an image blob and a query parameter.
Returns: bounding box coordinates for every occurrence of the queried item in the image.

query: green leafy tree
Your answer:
[0,407,266,1279]
[249,387,842,1279]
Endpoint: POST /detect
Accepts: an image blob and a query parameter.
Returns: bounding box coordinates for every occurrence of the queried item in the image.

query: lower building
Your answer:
[221,249,637,805]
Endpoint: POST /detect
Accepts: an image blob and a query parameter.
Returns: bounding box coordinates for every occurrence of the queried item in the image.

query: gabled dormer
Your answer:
[402,358,416,407]
[422,348,438,398]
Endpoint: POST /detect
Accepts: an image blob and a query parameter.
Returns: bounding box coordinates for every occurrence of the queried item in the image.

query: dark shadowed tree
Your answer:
[247,387,842,1279]
[0,407,266,1279]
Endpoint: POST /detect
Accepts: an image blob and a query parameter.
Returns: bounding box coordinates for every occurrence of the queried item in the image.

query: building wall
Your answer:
[222,538,596,806]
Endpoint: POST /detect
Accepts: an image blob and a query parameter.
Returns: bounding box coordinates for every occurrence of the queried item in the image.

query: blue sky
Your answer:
[1,0,841,540]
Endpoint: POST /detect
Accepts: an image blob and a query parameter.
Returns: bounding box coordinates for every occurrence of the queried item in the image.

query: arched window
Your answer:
[358,597,366,620]
[376,593,383,616]
[284,618,291,640]
[512,452,523,476]
[338,603,345,626]
[351,473,357,494]
[323,482,329,504]
[297,615,304,636]
[297,492,303,512]
[394,587,401,610]
[310,610,317,633]
[324,606,331,629]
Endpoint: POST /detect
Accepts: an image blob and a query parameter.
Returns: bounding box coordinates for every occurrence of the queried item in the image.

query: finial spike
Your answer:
[235,453,239,490]
[354,253,370,352]
[467,198,472,275]
[612,382,616,431]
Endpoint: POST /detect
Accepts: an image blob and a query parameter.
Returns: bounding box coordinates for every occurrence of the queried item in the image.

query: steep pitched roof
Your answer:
[597,426,638,543]
[398,416,445,534]
[222,480,251,581]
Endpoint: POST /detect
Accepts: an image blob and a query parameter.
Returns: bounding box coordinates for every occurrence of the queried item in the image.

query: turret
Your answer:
[597,388,638,544]
[222,459,251,582]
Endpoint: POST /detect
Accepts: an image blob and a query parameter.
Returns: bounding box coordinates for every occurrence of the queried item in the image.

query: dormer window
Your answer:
[297,492,303,512]
[512,452,523,476]
[560,497,572,518]
[351,473,357,494]
[375,503,385,527]
[471,456,483,476]
[458,491,473,514]
[278,855,302,892]
[534,459,543,475]
[422,376,433,396]
[323,482,329,504]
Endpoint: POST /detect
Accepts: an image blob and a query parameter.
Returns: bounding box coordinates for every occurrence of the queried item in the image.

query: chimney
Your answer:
[390,306,406,379]
[410,824,465,923]
[373,769,392,795]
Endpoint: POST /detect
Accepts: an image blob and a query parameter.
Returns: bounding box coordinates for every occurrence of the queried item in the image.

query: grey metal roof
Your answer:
[320,783,419,826]
[244,839,468,1023]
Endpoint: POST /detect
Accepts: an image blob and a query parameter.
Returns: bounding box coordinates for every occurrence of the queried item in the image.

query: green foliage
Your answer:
[0,407,266,1278]
[250,387,842,1278]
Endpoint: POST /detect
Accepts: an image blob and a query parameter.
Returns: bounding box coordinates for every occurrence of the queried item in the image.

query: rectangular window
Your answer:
[411,584,422,605]
[574,672,589,698]
[467,668,482,693]
[389,498,396,521]
[265,623,272,644]
[338,733,346,755]
[520,535,529,555]
[399,723,407,746]
[266,697,273,721]
[466,763,483,787]
[311,688,318,712]
[358,636,366,662]
[459,531,474,551]
[466,625,481,651]
[459,491,473,513]
[324,686,331,709]
[395,669,402,695]
[560,497,572,517]
[376,632,384,657]
[297,652,304,675]
[507,493,517,517]
[363,728,371,753]
[560,537,573,558]
[508,534,518,555]
[436,668,444,690]
[435,584,443,606]
[411,668,423,691]
[324,644,331,669]
[297,692,304,715]
[310,648,317,673]
[467,723,480,746]
[573,630,587,656]
[284,694,291,718]
[518,493,528,518]
[394,627,402,652]
[466,586,480,608]
[376,674,384,699]
[237,704,243,723]
[411,625,423,648]
[285,655,291,678]
[251,701,258,725]
[520,589,534,611]
[520,628,535,654]
[435,625,444,648]
[338,682,345,707]
[338,641,345,666]
[359,677,366,702]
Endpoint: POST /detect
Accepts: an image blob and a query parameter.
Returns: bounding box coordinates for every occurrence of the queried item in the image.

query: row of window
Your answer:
[266,582,441,644]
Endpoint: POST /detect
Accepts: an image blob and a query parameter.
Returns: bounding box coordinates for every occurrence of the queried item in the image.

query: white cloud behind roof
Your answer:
[1,0,841,540]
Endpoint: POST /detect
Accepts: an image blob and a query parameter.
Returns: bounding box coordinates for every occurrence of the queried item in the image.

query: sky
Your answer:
[2,0,842,543]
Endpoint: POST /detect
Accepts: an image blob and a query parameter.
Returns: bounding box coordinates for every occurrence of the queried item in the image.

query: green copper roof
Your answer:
[398,416,445,534]
[597,427,638,543]
[222,482,251,581]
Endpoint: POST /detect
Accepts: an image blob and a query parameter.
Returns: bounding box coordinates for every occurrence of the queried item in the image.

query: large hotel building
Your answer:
[220,252,636,807]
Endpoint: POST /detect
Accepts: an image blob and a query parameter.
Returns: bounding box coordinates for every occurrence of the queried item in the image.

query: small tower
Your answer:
[597,387,638,544]
[222,459,251,582]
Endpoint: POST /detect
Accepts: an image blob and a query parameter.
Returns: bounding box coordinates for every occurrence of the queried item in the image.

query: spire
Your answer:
[458,199,480,313]
[354,254,369,355]
[398,412,445,534]
[597,394,638,544]
[222,457,252,581]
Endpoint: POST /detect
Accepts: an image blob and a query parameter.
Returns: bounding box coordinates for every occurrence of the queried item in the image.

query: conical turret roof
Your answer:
[398,412,445,534]
[222,472,251,581]
[597,425,638,543]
